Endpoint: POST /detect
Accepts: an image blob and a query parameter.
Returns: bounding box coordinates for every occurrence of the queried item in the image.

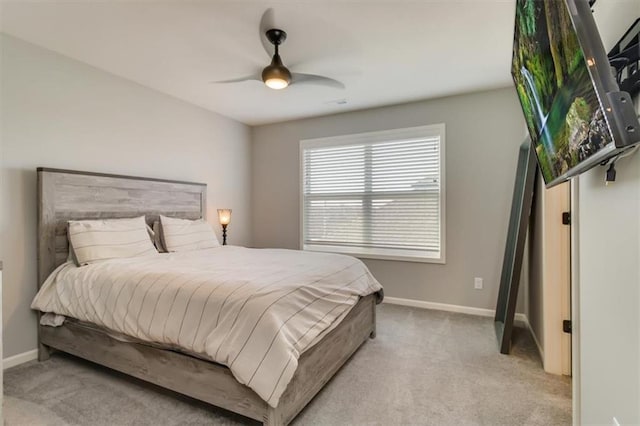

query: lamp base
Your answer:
[222,224,228,246]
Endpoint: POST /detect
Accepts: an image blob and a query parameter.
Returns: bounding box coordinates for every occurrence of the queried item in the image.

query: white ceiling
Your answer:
[1,0,516,125]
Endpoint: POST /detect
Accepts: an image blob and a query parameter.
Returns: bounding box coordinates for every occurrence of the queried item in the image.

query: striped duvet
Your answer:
[32,246,382,407]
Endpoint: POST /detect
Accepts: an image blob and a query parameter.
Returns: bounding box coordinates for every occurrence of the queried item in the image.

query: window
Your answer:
[300,124,445,263]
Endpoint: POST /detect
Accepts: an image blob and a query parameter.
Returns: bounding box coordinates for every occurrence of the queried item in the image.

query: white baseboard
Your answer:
[383,296,528,325]
[3,349,38,370]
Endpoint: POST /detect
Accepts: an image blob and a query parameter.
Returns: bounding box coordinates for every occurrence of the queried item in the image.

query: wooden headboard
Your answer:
[37,168,207,288]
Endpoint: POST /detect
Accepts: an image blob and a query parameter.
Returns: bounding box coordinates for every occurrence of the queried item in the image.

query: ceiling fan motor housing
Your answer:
[262,53,292,83]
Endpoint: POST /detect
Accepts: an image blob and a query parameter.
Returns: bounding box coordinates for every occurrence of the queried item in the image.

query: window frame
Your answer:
[299,124,446,264]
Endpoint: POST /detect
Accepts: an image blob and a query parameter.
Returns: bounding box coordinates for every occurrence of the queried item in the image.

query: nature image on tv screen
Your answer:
[511,0,613,183]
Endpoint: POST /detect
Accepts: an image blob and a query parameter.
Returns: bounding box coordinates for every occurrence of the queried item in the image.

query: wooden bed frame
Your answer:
[36,167,377,426]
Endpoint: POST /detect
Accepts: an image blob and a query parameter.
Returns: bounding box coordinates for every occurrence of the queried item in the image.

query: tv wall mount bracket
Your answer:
[608,18,640,98]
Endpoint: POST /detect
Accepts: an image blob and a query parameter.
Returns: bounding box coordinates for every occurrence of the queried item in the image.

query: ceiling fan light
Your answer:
[265,78,289,90]
[262,52,292,90]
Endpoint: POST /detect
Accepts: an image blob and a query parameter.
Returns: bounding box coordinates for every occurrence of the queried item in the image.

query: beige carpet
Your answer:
[4,304,571,425]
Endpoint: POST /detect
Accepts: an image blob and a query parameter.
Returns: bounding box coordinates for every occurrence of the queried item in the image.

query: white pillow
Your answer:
[160,215,220,252]
[68,216,158,265]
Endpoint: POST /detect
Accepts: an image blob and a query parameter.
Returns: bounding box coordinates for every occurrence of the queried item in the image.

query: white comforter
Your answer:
[31,246,382,407]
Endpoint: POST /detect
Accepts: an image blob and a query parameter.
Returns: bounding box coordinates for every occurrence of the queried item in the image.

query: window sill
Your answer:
[303,244,445,264]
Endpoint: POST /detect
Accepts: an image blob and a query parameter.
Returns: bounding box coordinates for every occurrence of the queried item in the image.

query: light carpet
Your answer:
[4,304,571,425]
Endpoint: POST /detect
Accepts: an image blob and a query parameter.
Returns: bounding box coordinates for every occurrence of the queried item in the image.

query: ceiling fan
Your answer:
[214,10,345,90]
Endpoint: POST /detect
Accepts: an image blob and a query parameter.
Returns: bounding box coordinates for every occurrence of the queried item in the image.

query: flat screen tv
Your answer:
[512,0,640,187]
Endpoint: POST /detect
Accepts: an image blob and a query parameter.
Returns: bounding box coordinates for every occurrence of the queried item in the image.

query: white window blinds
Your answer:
[301,124,445,262]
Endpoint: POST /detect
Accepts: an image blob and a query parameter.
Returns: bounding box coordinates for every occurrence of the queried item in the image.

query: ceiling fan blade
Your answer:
[259,8,276,58]
[211,74,261,84]
[292,73,345,89]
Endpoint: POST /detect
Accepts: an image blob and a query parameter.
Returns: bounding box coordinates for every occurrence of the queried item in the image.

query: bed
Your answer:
[34,167,382,426]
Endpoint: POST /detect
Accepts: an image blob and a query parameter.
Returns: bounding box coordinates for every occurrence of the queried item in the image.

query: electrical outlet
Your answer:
[474,277,483,290]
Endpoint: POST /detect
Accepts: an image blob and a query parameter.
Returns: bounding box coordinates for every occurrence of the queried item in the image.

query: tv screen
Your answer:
[511,0,639,187]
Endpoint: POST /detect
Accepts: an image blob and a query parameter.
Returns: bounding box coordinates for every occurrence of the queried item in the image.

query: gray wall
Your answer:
[0,35,252,358]
[251,87,527,311]
[578,2,640,423]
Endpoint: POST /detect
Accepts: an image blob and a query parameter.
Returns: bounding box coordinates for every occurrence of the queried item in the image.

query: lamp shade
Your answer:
[217,209,232,225]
